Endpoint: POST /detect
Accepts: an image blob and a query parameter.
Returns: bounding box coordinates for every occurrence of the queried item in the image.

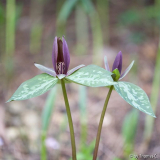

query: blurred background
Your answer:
[0,0,160,159]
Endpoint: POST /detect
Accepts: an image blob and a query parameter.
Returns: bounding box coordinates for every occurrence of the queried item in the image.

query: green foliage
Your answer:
[41,87,57,160]
[6,0,16,54]
[70,140,96,160]
[29,0,44,54]
[79,86,87,120]
[66,65,116,87]
[30,24,43,54]
[75,5,88,55]
[129,32,145,44]
[41,132,47,160]
[114,82,156,117]
[79,86,87,148]
[119,10,141,26]
[96,0,109,44]
[15,3,23,23]
[58,0,103,64]
[144,44,160,144]
[58,0,79,23]
[81,0,95,14]
[0,3,5,24]
[7,74,58,102]
[77,140,96,160]
[58,0,95,23]
[5,0,23,79]
[42,87,57,131]
[122,109,139,155]
[118,4,160,43]
[119,6,160,27]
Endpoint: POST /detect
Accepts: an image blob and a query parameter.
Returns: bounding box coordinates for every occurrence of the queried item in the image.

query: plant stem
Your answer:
[41,131,47,160]
[6,0,16,80]
[61,79,77,160]
[41,87,57,160]
[144,41,160,145]
[93,86,113,160]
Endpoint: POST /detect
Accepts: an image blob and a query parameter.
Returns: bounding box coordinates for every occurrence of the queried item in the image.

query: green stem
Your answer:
[61,79,77,160]
[41,131,47,160]
[93,86,113,160]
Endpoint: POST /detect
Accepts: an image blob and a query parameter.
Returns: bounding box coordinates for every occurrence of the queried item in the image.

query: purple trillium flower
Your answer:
[104,51,134,80]
[34,36,85,79]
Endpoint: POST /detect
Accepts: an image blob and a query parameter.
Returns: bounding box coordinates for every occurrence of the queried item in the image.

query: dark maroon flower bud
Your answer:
[112,51,122,74]
[104,51,134,81]
[35,36,84,79]
[52,37,70,74]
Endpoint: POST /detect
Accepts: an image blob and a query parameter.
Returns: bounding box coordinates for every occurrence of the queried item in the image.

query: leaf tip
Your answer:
[153,114,156,118]
[6,99,13,103]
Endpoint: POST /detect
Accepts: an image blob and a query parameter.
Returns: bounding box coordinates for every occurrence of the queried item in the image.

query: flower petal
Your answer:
[112,51,122,74]
[57,38,64,63]
[67,64,85,76]
[119,61,134,80]
[57,74,66,79]
[34,63,56,77]
[62,37,70,74]
[104,56,110,71]
[52,37,58,71]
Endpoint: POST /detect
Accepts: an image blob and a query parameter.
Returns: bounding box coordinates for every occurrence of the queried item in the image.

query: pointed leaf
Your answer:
[7,74,58,102]
[34,63,56,77]
[66,65,116,87]
[114,82,156,118]
[119,61,134,80]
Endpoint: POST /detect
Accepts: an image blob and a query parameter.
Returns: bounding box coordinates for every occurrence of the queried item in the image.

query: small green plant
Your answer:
[76,140,96,160]
[122,109,139,156]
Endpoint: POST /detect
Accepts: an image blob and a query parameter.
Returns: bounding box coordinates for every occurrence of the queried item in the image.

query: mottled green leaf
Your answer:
[7,74,58,102]
[66,65,116,87]
[114,82,156,118]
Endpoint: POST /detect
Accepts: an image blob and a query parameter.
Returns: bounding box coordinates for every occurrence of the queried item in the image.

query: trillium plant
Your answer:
[93,51,156,160]
[7,37,156,160]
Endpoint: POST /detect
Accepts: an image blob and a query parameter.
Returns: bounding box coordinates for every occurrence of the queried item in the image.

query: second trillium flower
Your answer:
[104,51,134,81]
[35,36,85,79]
[103,51,155,118]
